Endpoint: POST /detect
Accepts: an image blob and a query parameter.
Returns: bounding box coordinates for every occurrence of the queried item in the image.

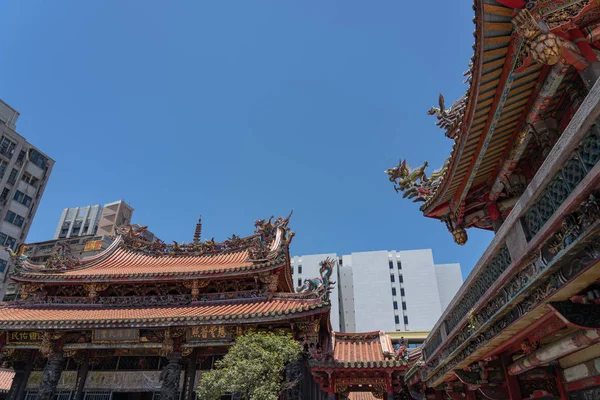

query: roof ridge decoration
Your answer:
[296,257,336,301]
[385,158,450,203]
[8,213,296,273]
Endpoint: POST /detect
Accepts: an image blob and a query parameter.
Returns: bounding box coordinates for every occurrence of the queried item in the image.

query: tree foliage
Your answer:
[197,331,303,400]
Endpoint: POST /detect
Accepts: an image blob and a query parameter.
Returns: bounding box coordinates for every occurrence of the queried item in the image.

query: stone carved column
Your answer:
[38,352,65,400]
[73,352,89,400]
[159,353,183,400]
[284,361,303,400]
[181,349,197,400]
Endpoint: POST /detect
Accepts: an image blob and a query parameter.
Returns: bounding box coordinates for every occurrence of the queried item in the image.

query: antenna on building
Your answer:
[193,215,202,243]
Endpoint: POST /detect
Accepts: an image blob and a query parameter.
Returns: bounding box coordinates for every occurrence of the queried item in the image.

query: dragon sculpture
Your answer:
[297,257,335,301]
[44,242,81,271]
[385,158,449,202]
[428,93,467,139]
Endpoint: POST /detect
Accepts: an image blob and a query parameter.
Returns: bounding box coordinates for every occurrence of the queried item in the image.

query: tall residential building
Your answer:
[55,200,134,239]
[54,205,102,239]
[291,249,462,332]
[0,98,54,296]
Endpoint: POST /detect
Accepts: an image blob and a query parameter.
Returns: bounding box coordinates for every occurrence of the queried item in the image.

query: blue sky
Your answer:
[0,1,493,278]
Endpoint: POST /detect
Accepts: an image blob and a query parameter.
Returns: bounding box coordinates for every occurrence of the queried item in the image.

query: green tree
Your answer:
[197,331,303,400]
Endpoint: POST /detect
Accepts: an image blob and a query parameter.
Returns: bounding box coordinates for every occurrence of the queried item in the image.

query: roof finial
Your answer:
[193,215,202,243]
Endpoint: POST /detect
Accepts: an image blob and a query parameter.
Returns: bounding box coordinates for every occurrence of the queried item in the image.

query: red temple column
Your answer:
[386,372,394,400]
[327,373,336,400]
[502,353,523,400]
[554,367,568,400]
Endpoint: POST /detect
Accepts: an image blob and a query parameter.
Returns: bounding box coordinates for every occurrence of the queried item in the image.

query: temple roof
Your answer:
[11,215,293,284]
[388,0,594,238]
[310,331,408,369]
[0,296,328,329]
[348,393,378,400]
[0,369,13,393]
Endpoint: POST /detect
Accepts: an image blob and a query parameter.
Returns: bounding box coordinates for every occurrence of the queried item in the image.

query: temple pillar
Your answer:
[327,373,336,400]
[501,353,522,400]
[6,358,33,400]
[553,366,568,400]
[182,351,197,400]
[38,352,65,400]
[159,352,183,400]
[284,360,303,400]
[73,352,89,400]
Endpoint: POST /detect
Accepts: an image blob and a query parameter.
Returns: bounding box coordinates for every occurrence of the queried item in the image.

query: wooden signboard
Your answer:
[187,326,232,342]
[93,328,139,343]
[6,331,42,344]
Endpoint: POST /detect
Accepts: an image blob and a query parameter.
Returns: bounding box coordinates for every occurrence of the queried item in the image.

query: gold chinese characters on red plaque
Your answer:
[7,331,42,344]
[93,328,139,343]
[84,240,103,252]
[187,326,232,342]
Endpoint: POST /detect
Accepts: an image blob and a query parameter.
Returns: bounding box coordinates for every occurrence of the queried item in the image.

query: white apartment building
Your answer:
[0,99,54,297]
[291,250,462,333]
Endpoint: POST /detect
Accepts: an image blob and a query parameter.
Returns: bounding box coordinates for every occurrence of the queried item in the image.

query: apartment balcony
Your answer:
[420,79,600,386]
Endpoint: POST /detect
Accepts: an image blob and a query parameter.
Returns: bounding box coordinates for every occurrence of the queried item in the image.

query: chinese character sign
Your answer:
[7,331,42,344]
[187,326,232,342]
[93,329,139,343]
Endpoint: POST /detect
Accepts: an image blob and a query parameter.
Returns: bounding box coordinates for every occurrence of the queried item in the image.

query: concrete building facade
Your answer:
[291,249,462,333]
[0,99,54,297]
[55,200,135,240]
[54,205,102,239]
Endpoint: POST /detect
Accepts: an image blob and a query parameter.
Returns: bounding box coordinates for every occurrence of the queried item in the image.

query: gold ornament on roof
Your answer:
[513,9,564,66]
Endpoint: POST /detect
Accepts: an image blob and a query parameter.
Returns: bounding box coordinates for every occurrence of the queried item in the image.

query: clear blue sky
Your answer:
[0,1,493,278]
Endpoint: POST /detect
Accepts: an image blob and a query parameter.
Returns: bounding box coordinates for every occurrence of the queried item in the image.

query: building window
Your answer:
[404,316,409,325]
[298,265,302,274]
[5,236,16,250]
[0,233,6,245]
[5,211,24,227]
[0,161,7,179]
[390,274,395,282]
[29,149,48,170]
[297,278,302,287]
[393,301,398,310]
[0,259,6,273]
[16,150,25,165]
[13,191,32,207]
[401,288,405,296]
[397,261,402,270]
[392,287,396,296]
[402,302,407,310]
[21,173,39,188]
[0,137,16,159]
[399,275,404,283]
[395,316,400,324]
[7,169,17,185]
[0,188,9,203]
[339,258,343,266]
[388,261,393,269]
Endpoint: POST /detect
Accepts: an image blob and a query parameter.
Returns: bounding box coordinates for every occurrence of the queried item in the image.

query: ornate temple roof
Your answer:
[387,0,594,242]
[10,215,293,283]
[348,393,378,400]
[0,369,14,394]
[0,296,328,329]
[310,331,408,369]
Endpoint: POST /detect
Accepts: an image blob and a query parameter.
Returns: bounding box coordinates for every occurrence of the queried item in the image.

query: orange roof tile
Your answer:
[348,393,378,400]
[14,246,281,282]
[0,297,328,329]
[334,332,388,363]
[0,369,14,393]
[310,331,408,369]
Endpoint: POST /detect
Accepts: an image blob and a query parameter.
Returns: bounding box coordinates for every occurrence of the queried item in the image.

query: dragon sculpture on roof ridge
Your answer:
[385,158,450,203]
[428,93,467,140]
[296,257,336,301]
